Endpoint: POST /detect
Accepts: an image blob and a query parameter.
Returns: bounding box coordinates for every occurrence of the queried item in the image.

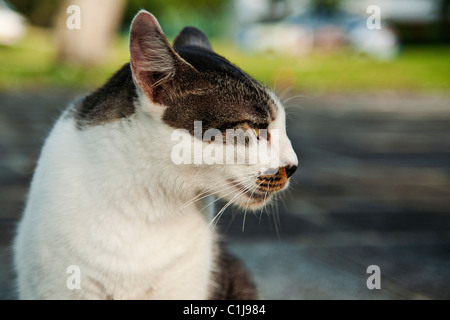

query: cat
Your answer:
[13,10,298,299]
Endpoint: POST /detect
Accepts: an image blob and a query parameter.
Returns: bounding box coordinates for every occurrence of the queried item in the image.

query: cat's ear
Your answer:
[129,10,190,97]
[173,27,213,52]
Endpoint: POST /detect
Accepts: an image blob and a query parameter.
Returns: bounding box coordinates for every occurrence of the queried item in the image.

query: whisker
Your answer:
[242,179,266,232]
[180,180,236,209]
[210,190,249,229]
[272,194,281,238]
[278,86,293,102]
[180,174,256,209]
[282,94,313,106]
[208,180,254,230]
[261,183,272,218]
[198,176,256,213]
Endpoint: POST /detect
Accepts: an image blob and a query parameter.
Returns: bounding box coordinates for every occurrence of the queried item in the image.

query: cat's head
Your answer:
[129,10,298,209]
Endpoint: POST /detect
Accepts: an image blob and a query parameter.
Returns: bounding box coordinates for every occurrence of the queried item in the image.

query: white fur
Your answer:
[14,103,217,299]
[268,92,298,171]
[14,85,297,299]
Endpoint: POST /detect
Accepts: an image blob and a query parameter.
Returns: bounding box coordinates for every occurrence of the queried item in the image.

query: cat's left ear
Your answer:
[129,10,191,99]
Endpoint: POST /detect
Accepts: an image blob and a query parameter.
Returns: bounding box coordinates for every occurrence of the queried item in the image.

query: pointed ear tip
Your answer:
[179,26,200,33]
[178,26,208,38]
[131,10,159,27]
[135,9,154,18]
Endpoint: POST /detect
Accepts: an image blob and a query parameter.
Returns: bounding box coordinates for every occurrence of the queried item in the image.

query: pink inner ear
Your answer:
[129,12,165,67]
[129,11,179,89]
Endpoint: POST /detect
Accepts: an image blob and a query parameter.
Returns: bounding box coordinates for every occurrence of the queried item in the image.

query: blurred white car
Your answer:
[238,23,314,57]
[349,25,399,61]
[238,8,399,61]
[0,0,26,45]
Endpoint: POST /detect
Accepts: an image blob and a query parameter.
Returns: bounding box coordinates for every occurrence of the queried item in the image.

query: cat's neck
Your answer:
[76,107,205,221]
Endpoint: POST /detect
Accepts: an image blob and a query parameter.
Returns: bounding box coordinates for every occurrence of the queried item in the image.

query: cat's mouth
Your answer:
[226,173,289,206]
[226,178,271,204]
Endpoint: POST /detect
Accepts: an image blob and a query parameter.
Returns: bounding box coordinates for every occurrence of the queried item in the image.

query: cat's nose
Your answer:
[285,165,297,178]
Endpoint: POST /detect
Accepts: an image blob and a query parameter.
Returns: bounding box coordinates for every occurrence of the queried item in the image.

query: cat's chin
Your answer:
[235,194,273,210]
[224,178,278,210]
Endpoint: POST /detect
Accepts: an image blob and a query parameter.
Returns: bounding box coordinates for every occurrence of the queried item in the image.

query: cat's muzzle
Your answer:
[256,165,297,193]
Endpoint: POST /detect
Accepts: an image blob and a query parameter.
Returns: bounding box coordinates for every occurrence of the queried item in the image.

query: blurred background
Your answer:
[0,0,449,299]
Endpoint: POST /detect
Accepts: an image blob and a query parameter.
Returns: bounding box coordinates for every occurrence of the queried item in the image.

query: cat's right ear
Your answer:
[129,10,189,100]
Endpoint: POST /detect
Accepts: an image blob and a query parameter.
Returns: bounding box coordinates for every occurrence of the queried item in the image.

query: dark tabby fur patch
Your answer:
[72,64,137,129]
[158,45,277,135]
[72,36,277,134]
[209,244,258,300]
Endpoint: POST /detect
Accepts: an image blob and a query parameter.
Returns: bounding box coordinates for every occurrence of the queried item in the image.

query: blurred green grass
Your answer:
[1,27,449,93]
